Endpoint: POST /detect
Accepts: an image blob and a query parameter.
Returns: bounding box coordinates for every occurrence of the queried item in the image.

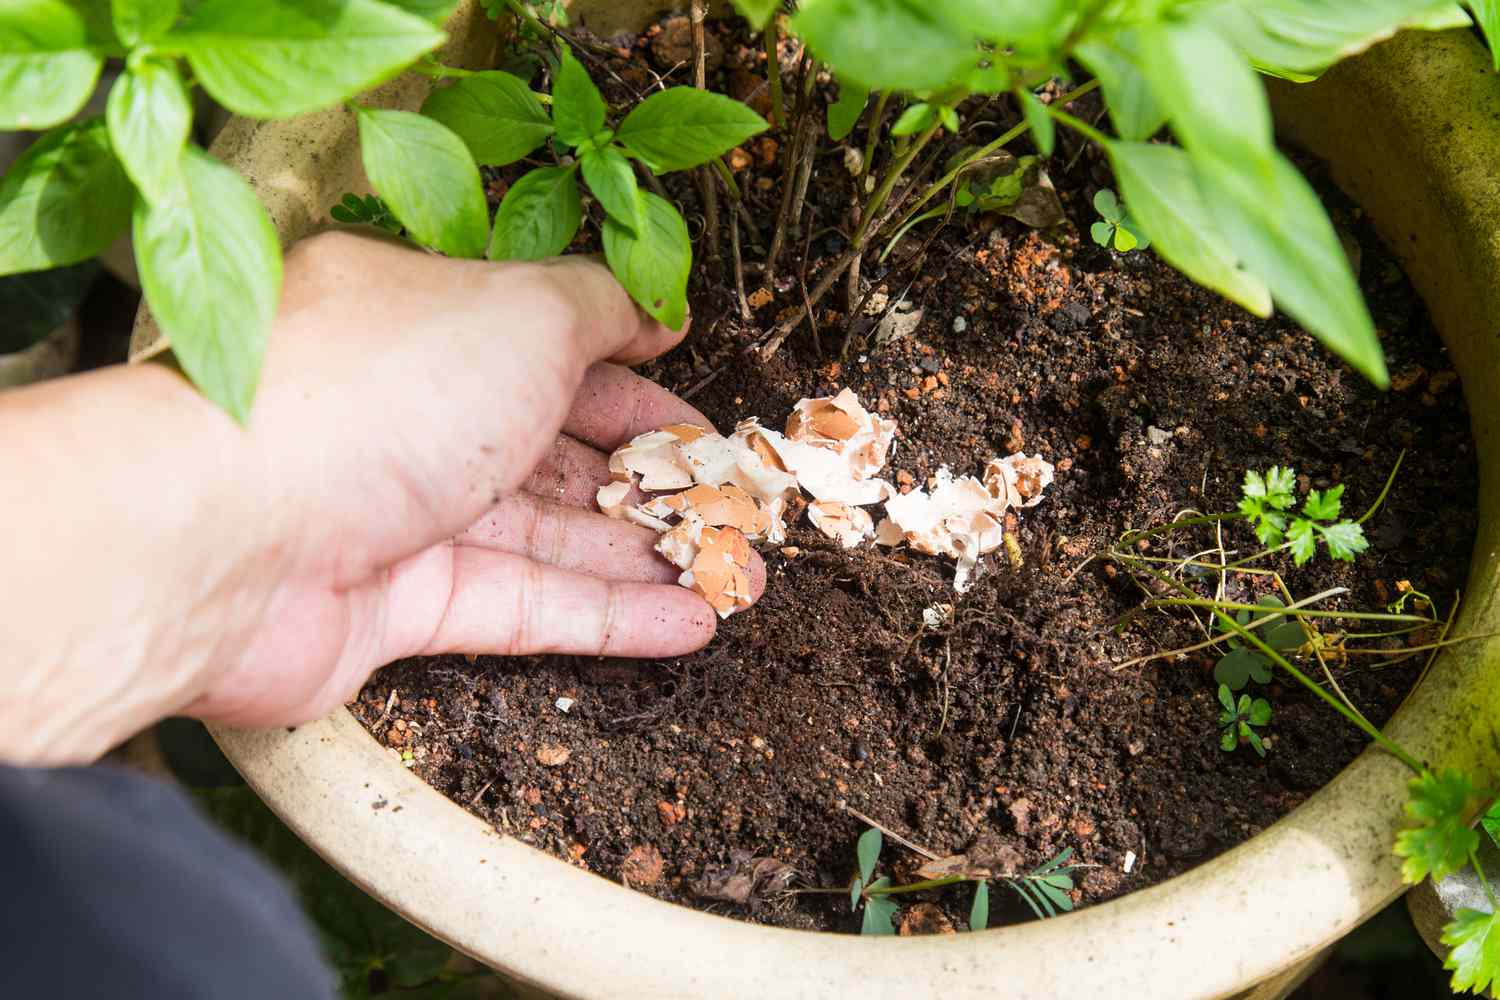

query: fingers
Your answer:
[534,256,691,366]
[414,546,718,659]
[522,434,621,509]
[562,362,715,451]
[456,493,769,600]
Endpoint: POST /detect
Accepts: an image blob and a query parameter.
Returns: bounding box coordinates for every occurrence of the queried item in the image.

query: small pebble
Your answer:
[556,696,575,713]
[952,316,968,333]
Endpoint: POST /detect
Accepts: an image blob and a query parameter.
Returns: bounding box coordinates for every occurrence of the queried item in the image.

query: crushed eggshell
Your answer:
[807,500,875,549]
[785,388,898,481]
[876,453,1055,593]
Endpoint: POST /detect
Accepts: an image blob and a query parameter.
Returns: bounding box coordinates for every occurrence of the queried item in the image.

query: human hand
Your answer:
[184,231,766,728]
[0,230,762,761]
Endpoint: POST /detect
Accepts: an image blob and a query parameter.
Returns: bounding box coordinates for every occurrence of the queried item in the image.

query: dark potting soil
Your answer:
[351,21,1478,933]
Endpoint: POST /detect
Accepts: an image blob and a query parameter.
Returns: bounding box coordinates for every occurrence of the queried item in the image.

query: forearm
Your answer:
[0,361,273,763]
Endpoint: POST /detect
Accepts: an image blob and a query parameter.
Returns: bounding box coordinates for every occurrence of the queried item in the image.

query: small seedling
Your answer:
[1213,595,1303,690]
[1090,189,1149,252]
[329,193,403,235]
[1217,683,1271,756]
[845,826,1076,933]
[1238,467,1369,566]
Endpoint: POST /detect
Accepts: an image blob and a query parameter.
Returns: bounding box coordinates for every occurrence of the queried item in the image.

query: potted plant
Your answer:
[4,0,1498,996]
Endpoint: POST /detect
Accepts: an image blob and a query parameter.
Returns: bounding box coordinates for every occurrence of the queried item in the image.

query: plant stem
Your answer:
[858,90,891,191]
[763,20,784,128]
[1358,451,1406,524]
[1150,597,1430,624]
[865,875,969,897]
[885,78,1100,239]
[1047,105,1108,145]
[854,118,942,248]
[411,59,477,79]
[1215,609,1426,773]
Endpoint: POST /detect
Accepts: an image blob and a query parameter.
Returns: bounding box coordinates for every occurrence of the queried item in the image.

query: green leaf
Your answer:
[1263,621,1304,653]
[1035,879,1074,913]
[1247,698,1272,726]
[890,103,935,138]
[171,0,445,119]
[112,0,179,44]
[0,119,133,275]
[1395,769,1480,884]
[969,880,989,931]
[551,47,606,148]
[603,190,691,330]
[1118,219,1150,251]
[1443,907,1500,995]
[1246,727,1266,757]
[1476,0,1500,70]
[1318,520,1369,562]
[1482,800,1500,851]
[0,1,105,131]
[926,0,1073,54]
[856,827,882,884]
[1076,33,1166,142]
[421,71,553,166]
[1220,727,1238,752]
[1111,225,1138,252]
[1209,0,1470,78]
[357,108,486,257]
[938,106,959,133]
[1093,188,1121,222]
[134,147,281,423]
[1089,220,1113,247]
[1104,141,1272,317]
[1019,90,1054,157]
[730,0,780,31]
[1265,466,1296,504]
[789,0,980,93]
[1302,484,1343,522]
[861,886,897,935]
[1009,879,1047,920]
[1139,19,1274,165]
[1217,683,1236,715]
[106,60,193,202]
[616,87,768,173]
[1215,647,1270,691]
[488,164,581,261]
[382,0,462,22]
[1287,518,1317,565]
[1194,149,1385,386]
[849,875,863,912]
[827,78,869,141]
[580,144,642,233]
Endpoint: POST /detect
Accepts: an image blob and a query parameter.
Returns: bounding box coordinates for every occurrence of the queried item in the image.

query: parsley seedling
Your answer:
[1238,467,1369,566]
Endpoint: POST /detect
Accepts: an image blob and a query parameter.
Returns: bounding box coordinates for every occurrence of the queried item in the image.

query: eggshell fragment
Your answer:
[983,453,1055,509]
[807,500,875,548]
[665,523,755,618]
[785,388,898,481]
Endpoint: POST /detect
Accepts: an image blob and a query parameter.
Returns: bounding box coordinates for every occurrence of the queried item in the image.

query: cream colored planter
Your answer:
[134,8,1500,998]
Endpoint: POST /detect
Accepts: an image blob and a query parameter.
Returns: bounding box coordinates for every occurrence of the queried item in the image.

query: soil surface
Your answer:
[352,19,1478,933]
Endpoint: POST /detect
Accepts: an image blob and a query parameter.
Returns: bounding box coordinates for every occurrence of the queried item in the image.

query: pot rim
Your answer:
[182,9,1500,999]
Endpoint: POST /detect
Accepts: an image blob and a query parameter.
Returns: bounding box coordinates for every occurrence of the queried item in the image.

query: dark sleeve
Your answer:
[0,763,335,999]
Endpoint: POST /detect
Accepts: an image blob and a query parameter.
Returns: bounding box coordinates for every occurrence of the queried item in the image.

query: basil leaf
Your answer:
[0,1,105,131]
[111,0,179,44]
[729,0,779,30]
[134,147,281,423]
[421,71,553,166]
[1019,90,1053,156]
[1138,20,1272,167]
[106,60,192,202]
[1195,149,1385,386]
[356,107,488,258]
[1104,140,1270,317]
[889,102,934,138]
[1476,0,1500,70]
[790,0,978,93]
[381,0,461,23]
[1209,0,1468,78]
[602,190,690,330]
[487,164,582,262]
[1076,34,1165,142]
[826,77,869,142]
[0,119,133,275]
[551,47,606,148]
[616,88,768,173]
[170,0,444,119]
[580,144,642,233]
